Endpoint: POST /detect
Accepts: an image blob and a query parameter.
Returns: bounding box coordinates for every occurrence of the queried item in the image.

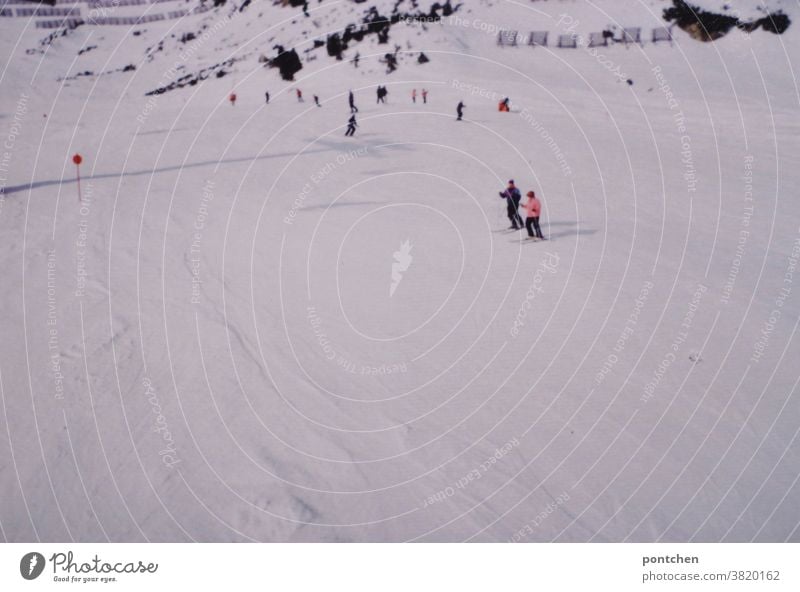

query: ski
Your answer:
[509,237,549,243]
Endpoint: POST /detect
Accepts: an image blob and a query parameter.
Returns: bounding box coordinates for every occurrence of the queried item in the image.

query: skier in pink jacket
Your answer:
[524,191,545,240]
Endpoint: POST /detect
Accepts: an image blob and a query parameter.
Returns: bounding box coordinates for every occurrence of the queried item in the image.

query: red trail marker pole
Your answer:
[73,153,83,202]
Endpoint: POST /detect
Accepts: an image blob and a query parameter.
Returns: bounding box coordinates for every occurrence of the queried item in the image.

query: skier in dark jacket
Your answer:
[456,101,465,120]
[349,90,358,113]
[499,179,523,229]
[345,114,358,136]
[265,91,270,104]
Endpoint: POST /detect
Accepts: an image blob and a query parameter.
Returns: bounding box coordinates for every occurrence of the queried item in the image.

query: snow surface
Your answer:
[1,0,799,542]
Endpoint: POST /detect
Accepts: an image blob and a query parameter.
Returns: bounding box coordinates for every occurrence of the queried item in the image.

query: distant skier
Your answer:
[499,179,523,230]
[499,97,510,112]
[229,92,236,106]
[353,52,360,68]
[314,94,321,107]
[384,53,398,74]
[376,85,387,104]
[456,100,465,121]
[349,90,358,113]
[422,88,428,104]
[265,91,270,104]
[345,114,358,137]
[296,88,304,102]
[524,191,545,239]
[412,88,417,103]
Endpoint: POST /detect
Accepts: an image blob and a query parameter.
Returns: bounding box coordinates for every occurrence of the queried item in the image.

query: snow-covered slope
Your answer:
[1,0,799,542]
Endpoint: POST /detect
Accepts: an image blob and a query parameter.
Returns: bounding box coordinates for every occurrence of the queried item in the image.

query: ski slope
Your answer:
[1,0,799,542]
